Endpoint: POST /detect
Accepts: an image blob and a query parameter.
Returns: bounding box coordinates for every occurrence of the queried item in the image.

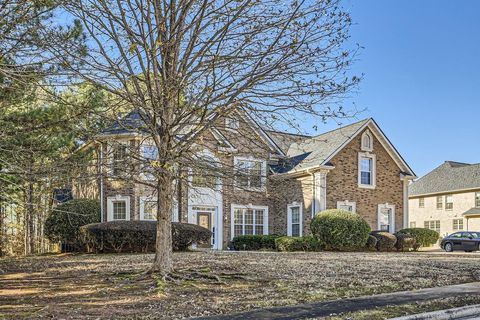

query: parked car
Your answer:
[440,232,480,252]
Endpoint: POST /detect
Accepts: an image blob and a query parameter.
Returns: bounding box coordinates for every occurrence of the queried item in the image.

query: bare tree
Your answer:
[52,0,360,273]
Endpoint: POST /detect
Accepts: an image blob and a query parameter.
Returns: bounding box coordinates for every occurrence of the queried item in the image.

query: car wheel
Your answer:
[444,242,453,252]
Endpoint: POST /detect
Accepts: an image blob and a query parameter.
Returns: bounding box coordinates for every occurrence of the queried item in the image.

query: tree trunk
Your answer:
[0,201,4,257]
[26,181,35,255]
[150,172,174,274]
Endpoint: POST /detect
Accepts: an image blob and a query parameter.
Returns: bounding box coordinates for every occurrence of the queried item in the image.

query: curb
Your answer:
[390,304,480,320]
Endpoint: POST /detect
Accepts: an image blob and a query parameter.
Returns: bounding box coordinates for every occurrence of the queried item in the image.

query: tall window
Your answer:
[112,201,127,220]
[445,195,453,210]
[453,219,463,231]
[233,208,266,237]
[419,198,425,208]
[112,144,127,175]
[192,171,217,189]
[476,192,480,208]
[235,159,264,189]
[424,220,440,233]
[142,201,157,220]
[436,196,443,209]
[361,131,373,151]
[359,155,375,187]
[288,205,302,237]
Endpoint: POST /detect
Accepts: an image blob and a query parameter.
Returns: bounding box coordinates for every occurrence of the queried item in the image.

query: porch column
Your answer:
[312,171,327,217]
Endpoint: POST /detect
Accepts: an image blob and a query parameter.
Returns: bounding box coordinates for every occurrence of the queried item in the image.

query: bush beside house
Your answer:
[275,236,322,252]
[370,231,397,251]
[45,199,101,251]
[230,235,280,251]
[397,228,440,250]
[80,221,211,253]
[310,209,371,250]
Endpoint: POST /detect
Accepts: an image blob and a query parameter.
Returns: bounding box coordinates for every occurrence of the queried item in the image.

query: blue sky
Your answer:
[311,0,480,177]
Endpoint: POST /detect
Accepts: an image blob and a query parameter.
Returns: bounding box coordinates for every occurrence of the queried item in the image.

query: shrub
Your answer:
[230,235,281,251]
[310,209,371,250]
[79,221,211,253]
[397,228,439,251]
[45,199,101,250]
[275,236,322,252]
[370,231,397,251]
[365,235,378,250]
[394,233,416,252]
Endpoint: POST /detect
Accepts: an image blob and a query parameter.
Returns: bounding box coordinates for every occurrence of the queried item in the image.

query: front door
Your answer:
[196,212,213,248]
[378,204,395,233]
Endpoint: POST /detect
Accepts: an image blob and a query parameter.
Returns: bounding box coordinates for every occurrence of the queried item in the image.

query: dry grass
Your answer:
[1,251,480,319]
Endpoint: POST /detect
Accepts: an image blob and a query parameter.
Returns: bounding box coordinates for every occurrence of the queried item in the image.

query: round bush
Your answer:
[397,228,439,251]
[310,209,371,250]
[80,221,211,253]
[365,234,378,250]
[370,231,397,251]
[45,199,101,250]
[394,233,416,252]
[275,236,322,252]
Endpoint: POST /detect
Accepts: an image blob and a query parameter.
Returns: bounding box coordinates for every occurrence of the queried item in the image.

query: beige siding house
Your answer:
[77,113,416,249]
[409,162,480,238]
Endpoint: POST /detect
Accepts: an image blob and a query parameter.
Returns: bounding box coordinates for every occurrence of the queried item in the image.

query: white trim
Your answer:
[230,204,269,239]
[107,195,131,221]
[378,203,395,233]
[358,152,376,189]
[336,200,356,213]
[287,202,303,237]
[361,130,373,152]
[312,171,327,217]
[403,179,409,229]
[139,196,157,221]
[409,187,480,198]
[234,156,267,192]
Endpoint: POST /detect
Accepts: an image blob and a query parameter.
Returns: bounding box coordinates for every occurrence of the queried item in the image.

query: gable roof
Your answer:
[265,130,311,154]
[270,118,415,177]
[409,161,480,196]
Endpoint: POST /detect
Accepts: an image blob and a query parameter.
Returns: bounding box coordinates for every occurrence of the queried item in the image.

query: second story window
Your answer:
[191,170,217,189]
[235,158,264,190]
[445,194,453,210]
[436,196,443,209]
[225,117,240,130]
[112,144,127,176]
[361,130,373,151]
[419,198,425,208]
[476,192,480,207]
[358,153,375,188]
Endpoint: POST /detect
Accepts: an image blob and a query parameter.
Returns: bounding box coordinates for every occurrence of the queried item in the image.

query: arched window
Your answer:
[361,131,373,151]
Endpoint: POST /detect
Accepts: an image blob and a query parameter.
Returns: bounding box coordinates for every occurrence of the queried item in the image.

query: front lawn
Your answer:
[1,251,480,319]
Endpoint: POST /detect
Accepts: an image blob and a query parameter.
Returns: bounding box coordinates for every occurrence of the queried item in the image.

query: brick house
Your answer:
[77,113,415,249]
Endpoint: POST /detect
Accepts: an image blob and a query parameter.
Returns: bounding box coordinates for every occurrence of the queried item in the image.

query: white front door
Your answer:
[378,204,395,233]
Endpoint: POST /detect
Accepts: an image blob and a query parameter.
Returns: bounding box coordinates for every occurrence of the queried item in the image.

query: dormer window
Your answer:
[361,130,373,151]
[225,117,239,130]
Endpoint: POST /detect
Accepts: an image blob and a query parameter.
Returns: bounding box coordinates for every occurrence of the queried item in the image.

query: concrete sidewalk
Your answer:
[195,282,480,320]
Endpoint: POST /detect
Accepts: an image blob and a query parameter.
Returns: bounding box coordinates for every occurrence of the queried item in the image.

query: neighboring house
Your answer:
[409,161,480,238]
[76,113,415,249]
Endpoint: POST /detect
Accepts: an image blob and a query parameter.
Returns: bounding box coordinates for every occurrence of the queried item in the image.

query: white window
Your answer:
[225,117,240,130]
[361,130,373,151]
[424,220,440,233]
[419,198,425,208]
[476,192,480,208]
[287,203,303,237]
[231,205,268,239]
[111,144,128,176]
[337,200,356,213]
[140,197,157,221]
[234,157,266,190]
[453,219,463,231]
[107,196,130,221]
[378,204,395,233]
[358,153,376,188]
[445,194,453,210]
[436,196,443,209]
[191,169,217,189]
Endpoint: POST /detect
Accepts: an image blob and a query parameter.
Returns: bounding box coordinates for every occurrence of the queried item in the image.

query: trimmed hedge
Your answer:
[80,221,211,253]
[397,228,439,251]
[394,233,416,252]
[365,234,378,250]
[275,236,322,252]
[45,199,101,251]
[370,231,397,251]
[230,235,280,251]
[310,209,371,250]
